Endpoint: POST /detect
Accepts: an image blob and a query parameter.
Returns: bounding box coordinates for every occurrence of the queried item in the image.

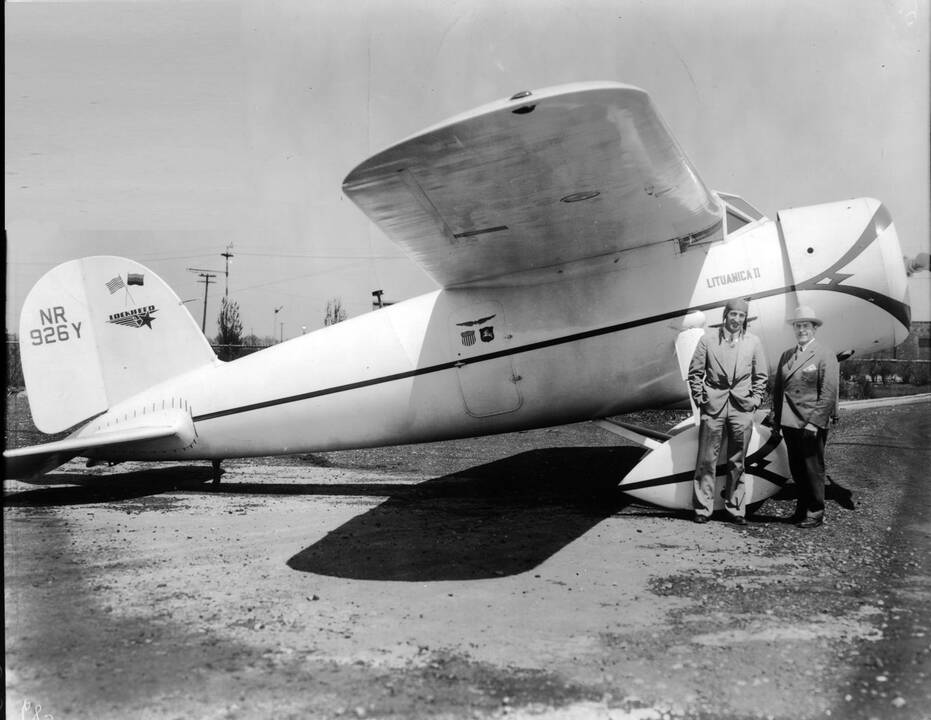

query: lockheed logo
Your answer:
[108,305,158,329]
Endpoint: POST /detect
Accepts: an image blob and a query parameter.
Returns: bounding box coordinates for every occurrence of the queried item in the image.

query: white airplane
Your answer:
[4,82,912,511]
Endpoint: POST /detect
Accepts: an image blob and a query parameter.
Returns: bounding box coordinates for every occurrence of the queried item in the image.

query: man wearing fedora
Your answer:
[688,297,768,524]
[770,305,839,528]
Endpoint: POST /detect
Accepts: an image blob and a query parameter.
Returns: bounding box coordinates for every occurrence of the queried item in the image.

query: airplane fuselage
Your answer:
[91,196,909,462]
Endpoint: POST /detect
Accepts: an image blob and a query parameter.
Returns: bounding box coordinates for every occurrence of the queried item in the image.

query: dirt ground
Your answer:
[4,400,930,720]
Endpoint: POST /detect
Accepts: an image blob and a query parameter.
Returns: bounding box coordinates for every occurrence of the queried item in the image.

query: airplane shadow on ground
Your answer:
[4,446,673,581]
[5,449,857,580]
[2,465,217,506]
[286,446,647,581]
[1,466,459,506]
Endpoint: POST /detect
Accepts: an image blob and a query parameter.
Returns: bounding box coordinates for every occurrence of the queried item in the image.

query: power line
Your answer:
[234,250,407,260]
[233,261,366,293]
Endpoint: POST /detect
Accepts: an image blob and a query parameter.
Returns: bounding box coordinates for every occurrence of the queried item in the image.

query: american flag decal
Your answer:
[106,276,125,294]
[460,330,476,346]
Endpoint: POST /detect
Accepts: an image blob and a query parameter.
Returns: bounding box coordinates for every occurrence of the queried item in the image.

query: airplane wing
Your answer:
[343,81,723,288]
[4,408,196,479]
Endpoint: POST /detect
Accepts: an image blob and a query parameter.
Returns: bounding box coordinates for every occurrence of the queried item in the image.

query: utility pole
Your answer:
[188,265,225,335]
[194,273,216,334]
[220,244,234,297]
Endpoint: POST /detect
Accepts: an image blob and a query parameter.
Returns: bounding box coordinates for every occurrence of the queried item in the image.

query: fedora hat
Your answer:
[788,305,822,326]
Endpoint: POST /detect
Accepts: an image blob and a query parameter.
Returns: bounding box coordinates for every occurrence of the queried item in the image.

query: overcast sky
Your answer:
[5,0,928,340]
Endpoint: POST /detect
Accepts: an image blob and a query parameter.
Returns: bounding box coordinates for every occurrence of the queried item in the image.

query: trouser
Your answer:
[693,406,754,518]
[781,425,828,520]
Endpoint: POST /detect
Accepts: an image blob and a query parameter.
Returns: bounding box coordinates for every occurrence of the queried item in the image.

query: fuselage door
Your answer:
[448,301,522,417]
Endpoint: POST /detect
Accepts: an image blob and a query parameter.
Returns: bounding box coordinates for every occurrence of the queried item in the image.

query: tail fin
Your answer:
[18,256,216,433]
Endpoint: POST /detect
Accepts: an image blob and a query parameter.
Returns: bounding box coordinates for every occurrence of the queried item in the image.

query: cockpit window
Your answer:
[717,192,765,221]
[726,209,749,234]
[717,192,765,237]
[677,192,765,252]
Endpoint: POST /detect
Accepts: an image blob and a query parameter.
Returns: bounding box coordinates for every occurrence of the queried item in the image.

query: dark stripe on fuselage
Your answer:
[192,301,704,422]
[193,210,906,423]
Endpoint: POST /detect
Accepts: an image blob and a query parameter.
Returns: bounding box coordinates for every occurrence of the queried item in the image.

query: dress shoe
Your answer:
[730,516,748,526]
[693,514,710,524]
[797,516,823,529]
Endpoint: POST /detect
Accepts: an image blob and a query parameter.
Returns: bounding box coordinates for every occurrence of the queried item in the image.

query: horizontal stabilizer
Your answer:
[4,448,79,481]
[4,408,196,479]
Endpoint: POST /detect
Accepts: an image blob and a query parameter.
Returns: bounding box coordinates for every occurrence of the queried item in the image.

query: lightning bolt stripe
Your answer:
[790,204,910,328]
[620,431,791,493]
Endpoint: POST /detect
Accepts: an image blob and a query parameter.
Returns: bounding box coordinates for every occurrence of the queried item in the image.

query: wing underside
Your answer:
[343,82,723,287]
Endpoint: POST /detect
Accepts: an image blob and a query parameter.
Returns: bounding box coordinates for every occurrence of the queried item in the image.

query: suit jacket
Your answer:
[772,339,839,429]
[688,329,768,416]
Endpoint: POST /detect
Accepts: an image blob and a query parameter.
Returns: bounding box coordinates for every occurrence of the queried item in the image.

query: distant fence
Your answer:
[211,344,273,362]
[840,357,930,383]
[6,341,274,390]
[839,357,930,399]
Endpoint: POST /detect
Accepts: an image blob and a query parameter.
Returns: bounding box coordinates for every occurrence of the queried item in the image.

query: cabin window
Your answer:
[717,192,765,239]
[726,209,749,234]
[676,193,764,252]
[718,192,764,221]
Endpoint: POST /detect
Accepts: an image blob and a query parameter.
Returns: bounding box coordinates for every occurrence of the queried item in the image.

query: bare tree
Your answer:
[324,297,347,327]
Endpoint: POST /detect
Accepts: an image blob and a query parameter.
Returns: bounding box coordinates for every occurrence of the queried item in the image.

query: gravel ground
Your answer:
[3,399,930,720]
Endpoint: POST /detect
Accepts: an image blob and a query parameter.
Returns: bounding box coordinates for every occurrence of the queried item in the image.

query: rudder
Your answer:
[19,256,217,433]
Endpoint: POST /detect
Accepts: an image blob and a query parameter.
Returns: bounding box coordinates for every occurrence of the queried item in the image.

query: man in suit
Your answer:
[769,305,839,529]
[688,298,768,524]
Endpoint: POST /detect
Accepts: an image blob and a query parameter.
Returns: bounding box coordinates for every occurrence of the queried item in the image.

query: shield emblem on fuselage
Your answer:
[449,301,521,417]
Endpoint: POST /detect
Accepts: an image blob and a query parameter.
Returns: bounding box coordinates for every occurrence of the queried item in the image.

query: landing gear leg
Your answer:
[212,459,223,484]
